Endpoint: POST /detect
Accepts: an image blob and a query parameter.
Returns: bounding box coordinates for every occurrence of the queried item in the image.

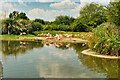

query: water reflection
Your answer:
[72,44,119,78]
[0,62,2,80]
[78,55,119,78]
[1,40,44,56]
[1,40,119,78]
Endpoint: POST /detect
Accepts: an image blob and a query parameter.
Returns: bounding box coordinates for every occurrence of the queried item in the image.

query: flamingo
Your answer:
[55,43,59,47]
[23,32,26,35]
[49,34,53,39]
[66,43,70,47]
[59,43,63,46]
[45,37,49,40]
[37,34,41,36]
[82,43,85,46]
[66,34,73,38]
[57,36,61,40]
[41,33,44,36]
[23,42,26,45]
[20,41,23,44]
[20,33,23,36]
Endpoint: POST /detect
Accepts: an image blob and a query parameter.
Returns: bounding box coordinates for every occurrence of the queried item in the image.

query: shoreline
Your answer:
[0,37,88,43]
[1,37,119,59]
[82,49,120,59]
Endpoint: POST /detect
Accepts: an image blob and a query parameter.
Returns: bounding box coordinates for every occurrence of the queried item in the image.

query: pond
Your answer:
[0,40,119,78]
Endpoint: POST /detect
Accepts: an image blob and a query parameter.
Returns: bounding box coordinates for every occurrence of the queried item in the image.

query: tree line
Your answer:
[1,1,120,35]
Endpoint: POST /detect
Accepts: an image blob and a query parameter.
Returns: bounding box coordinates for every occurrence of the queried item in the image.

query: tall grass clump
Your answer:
[86,22,120,56]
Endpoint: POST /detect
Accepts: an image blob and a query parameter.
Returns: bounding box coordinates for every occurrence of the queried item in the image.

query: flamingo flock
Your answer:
[37,33,75,40]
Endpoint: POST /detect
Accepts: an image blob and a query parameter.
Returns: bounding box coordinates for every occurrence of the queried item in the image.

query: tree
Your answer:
[106,1,120,25]
[2,19,10,34]
[34,19,45,25]
[71,19,90,32]
[29,22,43,33]
[9,11,29,20]
[80,3,107,27]
[54,15,75,25]
[9,11,19,20]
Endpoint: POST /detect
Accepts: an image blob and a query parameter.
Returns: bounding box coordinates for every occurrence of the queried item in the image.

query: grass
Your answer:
[0,34,35,39]
[0,34,19,39]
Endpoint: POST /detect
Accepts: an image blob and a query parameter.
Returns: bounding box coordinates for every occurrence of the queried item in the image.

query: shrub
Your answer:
[85,22,120,56]
[71,19,92,32]
[29,22,43,33]
[33,31,66,36]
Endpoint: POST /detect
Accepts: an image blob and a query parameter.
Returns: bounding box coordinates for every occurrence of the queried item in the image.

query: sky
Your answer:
[0,0,111,21]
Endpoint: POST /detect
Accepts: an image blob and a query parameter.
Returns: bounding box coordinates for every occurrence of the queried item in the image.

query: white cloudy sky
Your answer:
[0,0,111,21]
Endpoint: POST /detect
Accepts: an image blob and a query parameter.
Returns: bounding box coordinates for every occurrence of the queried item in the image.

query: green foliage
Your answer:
[2,18,31,35]
[86,22,120,56]
[54,15,75,25]
[2,19,9,34]
[2,2,120,37]
[71,18,92,32]
[80,2,107,27]
[29,22,43,33]
[33,31,66,36]
[9,11,19,20]
[43,24,71,31]
[34,19,45,25]
[105,1,120,25]
[9,11,29,20]
[17,12,29,20]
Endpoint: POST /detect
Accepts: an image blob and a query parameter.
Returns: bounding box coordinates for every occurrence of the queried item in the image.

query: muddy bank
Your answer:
[0,37,88,43]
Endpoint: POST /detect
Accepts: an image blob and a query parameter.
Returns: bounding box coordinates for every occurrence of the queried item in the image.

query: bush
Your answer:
[85,22,120,56]
[29,22,43,33]
[71,19,92,32]
[33,31,66,36]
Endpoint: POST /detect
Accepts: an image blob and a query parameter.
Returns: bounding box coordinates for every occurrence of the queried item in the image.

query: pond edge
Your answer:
[82,49,120,59]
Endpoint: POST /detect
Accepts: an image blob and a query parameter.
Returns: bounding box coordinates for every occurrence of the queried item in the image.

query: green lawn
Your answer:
[0,34,35,39]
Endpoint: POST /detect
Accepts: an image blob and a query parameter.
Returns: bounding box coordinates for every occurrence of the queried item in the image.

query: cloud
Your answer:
[80,0,110,4]
[36,0,54,2]
[0,2,16,18]
[36,0,68,2]
[70,2,86,18]
[18,0,27,6]
[28,8,65,21]
[27,0,111,21]
[50,0,79,9]
[49,0,85,18]
[27,0,85,21]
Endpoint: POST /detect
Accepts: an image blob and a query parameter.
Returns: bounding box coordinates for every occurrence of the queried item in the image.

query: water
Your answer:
[0,40,119,78]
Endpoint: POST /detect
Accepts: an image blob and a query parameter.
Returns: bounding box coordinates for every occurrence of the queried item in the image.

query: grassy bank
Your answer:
[0,34,35,39]
[1,31,89,39]
[33,31,89,39]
